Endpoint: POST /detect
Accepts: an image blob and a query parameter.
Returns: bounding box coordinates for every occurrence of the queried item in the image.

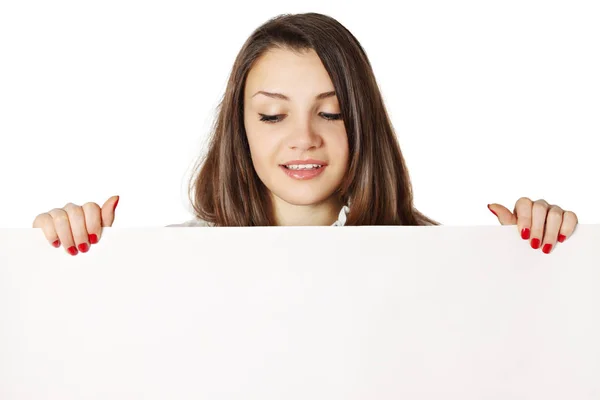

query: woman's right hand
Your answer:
[32,195,120,256]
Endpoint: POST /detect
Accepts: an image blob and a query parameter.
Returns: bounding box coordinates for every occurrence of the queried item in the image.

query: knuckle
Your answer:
[82,202,101,217]
[564,210,578,222]
[65,204,84,218]
[32,213,49,227]
[53,213,70,225]
[49,207,67,218]
[516,196,532,205]
[548,206,563,217]
[49,209,70,226]
[82,201,100,210]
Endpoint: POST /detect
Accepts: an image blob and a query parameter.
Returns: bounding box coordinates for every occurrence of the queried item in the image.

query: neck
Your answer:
[271,194,344,226]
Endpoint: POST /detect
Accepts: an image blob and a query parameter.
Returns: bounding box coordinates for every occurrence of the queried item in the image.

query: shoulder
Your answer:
[165,217,214,227]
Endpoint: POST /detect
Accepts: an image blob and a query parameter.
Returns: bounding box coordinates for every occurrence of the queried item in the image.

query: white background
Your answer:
[1,0,598,228]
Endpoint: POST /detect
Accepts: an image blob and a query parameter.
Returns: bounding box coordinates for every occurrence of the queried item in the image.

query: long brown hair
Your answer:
[187,12,439,226]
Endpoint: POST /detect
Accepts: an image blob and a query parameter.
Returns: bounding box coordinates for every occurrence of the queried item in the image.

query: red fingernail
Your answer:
[89,234,98,244]
[78,243,89,253]
[113,196,120,212]
[521,228,531,240]
[487,204,498,217]
[52,240,60,248]
[542,243,553,254]
[531,238,541,249]
[67,246,78,256]
[558,234,566,243]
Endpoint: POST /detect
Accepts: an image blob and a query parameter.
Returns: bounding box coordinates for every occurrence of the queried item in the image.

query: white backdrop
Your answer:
[1,0,598,228]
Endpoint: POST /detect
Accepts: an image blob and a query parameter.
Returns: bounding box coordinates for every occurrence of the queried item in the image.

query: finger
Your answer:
[558,210,578,242]
[529,199,550,250]
[487,203,517,225]
[82,202,102,245]
[514,197,533,241]
[540,205,563,254]
[101,195,120,227]
[48,208,78,256]
[63,203,91,254]
[32,213,61,248]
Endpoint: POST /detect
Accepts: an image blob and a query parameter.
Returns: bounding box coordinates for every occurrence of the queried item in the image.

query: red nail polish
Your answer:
[52,240,60,248]
[558,234,566,243]
[487,204,498,217]
[542,243,553,254]
[521,228,531,240]
[67,246,78,256]
[113,196,120,212]
[531,238,541,249]
[78,243,89,253]
[89,234,98,244]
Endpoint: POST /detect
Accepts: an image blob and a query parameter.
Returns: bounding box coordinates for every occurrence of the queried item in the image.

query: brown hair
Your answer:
[187,12,439,226]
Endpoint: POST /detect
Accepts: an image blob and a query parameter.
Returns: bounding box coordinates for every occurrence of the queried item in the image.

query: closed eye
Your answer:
[322,113,342,121]
[258,114,283,123]
[258,113,342,124]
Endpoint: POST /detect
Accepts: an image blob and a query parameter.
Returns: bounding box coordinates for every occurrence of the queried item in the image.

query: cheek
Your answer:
[246,131,278,169]
[331,132,350,163]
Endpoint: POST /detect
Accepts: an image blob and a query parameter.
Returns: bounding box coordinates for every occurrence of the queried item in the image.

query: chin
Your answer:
[271,186,339,207]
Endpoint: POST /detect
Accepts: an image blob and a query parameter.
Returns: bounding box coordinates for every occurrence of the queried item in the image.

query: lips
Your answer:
[280,159,328,167]
[279,164,326,180]
[278,159,328,180]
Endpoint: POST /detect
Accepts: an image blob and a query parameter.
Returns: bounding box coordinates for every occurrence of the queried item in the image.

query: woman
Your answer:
[31,12,578,255]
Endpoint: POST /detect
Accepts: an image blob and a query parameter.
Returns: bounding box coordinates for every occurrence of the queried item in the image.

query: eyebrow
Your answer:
[251,90,336,101]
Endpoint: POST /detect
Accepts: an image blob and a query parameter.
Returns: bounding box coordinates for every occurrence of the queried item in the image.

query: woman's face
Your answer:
[243,47,349,207]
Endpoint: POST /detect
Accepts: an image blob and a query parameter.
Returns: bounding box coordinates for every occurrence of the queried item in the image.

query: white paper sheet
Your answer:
[1,225,599,399]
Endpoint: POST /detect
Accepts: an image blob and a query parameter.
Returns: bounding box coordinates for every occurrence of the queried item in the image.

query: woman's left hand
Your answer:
[487,197,578,254]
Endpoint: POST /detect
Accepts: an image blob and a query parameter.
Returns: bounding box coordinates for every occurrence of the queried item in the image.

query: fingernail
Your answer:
[521,228,531,240]
[558,234,566,243]
[89,234,98,244]
[78,243,89,253]
[113,196,120,212]
[531,238,541,249]
[67,246,78,256]
[52,240,60,248]
[542,243,553,254]
[487,204,498,217]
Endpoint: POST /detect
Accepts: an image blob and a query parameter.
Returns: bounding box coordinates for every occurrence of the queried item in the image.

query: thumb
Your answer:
[487,203,517,225]
[101,195,120,227]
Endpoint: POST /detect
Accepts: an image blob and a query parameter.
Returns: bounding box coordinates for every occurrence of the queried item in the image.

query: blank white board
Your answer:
[0,225,599,399]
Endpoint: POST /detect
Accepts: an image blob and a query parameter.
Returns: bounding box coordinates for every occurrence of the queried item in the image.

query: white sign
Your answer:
[1,225,599,399]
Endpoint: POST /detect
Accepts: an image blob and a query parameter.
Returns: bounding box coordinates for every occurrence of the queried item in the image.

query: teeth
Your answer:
[286,164,322,170]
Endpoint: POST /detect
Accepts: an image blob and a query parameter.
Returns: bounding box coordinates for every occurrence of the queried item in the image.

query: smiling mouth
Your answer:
[281,164,324,170]
[279,164,327,180]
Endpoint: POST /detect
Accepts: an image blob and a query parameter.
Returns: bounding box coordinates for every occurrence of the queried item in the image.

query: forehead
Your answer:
[245,48,334,96]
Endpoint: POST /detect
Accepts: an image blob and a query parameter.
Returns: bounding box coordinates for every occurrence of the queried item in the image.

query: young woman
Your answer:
[31,12,578,255]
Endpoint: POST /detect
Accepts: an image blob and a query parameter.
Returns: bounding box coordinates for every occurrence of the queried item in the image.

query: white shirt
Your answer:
[166,205,351,227]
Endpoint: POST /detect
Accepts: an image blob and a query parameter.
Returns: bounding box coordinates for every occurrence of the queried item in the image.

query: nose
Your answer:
[287,120,323,151]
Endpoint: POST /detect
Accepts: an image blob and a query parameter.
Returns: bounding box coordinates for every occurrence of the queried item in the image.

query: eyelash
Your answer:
[258,113,342,124]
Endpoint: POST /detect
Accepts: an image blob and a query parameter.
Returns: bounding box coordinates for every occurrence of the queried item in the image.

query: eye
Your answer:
[259,114,283,124]
[258,113,342,124]
[321,112,342,121]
